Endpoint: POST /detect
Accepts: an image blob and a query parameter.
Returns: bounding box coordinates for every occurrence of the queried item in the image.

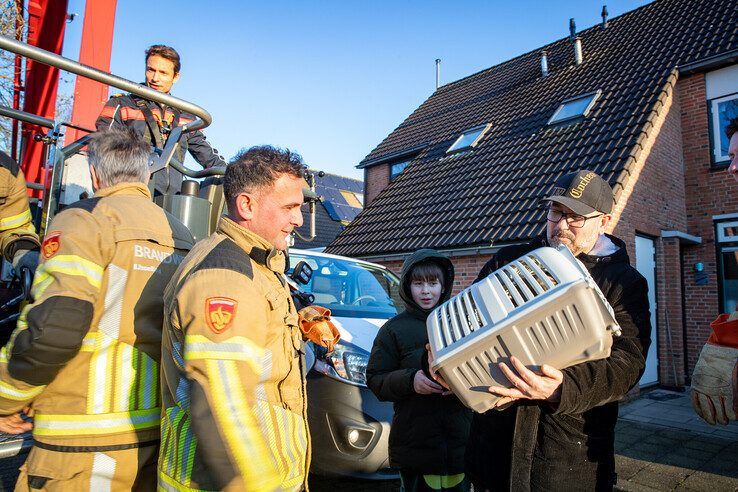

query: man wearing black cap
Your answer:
[464,170,651,491]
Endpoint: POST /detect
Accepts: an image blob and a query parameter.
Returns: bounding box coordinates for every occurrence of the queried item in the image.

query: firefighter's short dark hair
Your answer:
[224,145,305,210]
[145,45,181,74]
[727,117,738,140]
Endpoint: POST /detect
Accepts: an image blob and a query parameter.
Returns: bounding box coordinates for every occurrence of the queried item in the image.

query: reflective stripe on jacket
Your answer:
[0,182,194,449]
[159,216,310,491]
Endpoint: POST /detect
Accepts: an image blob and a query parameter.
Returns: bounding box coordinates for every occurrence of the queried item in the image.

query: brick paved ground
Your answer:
[615,389,738,491]
[310,389,738,492]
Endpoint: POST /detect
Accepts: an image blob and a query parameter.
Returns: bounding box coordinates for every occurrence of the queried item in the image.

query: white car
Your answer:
[288,249,401,479]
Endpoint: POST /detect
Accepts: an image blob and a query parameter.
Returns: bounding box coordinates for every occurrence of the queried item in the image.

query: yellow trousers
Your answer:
[15,444,157,491]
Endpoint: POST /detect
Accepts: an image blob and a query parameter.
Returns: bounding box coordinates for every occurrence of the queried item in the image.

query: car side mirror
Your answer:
[292,261,313,285]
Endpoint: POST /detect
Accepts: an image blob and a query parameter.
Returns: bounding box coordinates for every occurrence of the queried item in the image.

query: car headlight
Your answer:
[313,342,369,387]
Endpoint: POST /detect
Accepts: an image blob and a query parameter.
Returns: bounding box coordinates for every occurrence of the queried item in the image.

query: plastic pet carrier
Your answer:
[427,246,621,413]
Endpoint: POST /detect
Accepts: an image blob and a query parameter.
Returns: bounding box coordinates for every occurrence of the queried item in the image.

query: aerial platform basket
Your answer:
[427,246,621,413]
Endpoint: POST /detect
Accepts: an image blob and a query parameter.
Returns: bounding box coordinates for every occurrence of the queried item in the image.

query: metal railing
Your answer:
[0,106,53,129]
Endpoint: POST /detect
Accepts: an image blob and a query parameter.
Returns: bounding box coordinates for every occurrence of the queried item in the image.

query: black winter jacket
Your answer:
[366,249,472,474]
[96,92,226,195]
[466,235,651,492]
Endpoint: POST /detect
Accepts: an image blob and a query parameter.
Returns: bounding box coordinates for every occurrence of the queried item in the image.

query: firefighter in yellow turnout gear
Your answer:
[0,129,194,490]
[159,146,310,491]
[0,151,40,274]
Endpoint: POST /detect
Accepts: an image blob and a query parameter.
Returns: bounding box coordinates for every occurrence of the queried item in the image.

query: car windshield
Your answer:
[289,252,402,319]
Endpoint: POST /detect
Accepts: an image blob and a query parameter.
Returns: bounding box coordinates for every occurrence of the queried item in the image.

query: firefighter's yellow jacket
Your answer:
[0,151,39,261]
[0,182,194,449]
[159,216,310,491]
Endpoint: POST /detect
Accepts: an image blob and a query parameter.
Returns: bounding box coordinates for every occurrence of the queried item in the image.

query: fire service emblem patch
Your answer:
[41,231,61,259]
[205,297,238,334]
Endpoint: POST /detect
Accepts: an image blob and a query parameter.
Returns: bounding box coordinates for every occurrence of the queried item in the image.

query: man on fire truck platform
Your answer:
[0,128,194,491]
[95,44,225,196]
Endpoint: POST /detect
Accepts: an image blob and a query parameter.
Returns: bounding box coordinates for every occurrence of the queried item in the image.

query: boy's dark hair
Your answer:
[224,145,305,210]
[727,117,738,140]
[410,261,444,286]
[145,44,181,73]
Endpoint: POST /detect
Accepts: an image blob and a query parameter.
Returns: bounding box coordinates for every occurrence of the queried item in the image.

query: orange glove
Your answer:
[298,305,340,353]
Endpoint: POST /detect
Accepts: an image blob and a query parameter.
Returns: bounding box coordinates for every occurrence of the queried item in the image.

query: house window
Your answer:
[716,220,738,312]
[547,90,601,125]
[340,190,363,208]
[446,124,490,154]
[390,160,410,181]
[709,92,738,165]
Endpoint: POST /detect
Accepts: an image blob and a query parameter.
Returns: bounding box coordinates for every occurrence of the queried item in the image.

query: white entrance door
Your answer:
[635,235,659,386]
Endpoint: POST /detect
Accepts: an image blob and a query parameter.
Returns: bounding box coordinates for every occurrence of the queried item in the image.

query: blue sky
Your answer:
[61,1,651,179]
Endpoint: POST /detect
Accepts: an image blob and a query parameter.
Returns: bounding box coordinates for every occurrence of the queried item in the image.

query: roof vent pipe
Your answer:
[574,37,583,65]
[435,58,441,90]
[540,51,549,77]
[569,18,577,41]
[601,5,609,29]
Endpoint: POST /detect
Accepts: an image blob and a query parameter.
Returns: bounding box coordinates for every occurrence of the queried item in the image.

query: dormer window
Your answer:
[390,160,411,181]
[446,124,491,154]
[548,90,601,125]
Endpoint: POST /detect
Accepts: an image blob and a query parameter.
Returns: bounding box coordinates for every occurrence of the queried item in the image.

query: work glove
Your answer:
[12,249,39,277]
[298,305,340,353]
[691,314,738,425]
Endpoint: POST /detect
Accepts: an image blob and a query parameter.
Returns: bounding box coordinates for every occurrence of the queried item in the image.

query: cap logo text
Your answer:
[569,172,596,199]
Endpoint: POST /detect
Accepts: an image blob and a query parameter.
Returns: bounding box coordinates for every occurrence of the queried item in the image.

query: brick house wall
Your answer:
[364,164,389,206]
[680,71,738,374]
[607,75,689,387]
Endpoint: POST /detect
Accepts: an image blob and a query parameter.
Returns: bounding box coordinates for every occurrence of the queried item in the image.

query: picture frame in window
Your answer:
[708,91,738,167]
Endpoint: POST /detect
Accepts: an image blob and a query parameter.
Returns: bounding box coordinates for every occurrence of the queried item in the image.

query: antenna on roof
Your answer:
[435,58,441,90]
[569,18,577,41]
[601,5,609,29]
[540,50,549,77]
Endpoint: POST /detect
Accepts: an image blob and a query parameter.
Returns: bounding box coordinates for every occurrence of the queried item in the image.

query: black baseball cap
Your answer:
[542,170,614,215]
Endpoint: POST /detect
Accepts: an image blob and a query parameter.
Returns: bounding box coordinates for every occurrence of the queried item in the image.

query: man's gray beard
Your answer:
[549,233,576,254]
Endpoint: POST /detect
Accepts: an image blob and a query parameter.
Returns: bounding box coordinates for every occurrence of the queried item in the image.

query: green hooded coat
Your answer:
[366,249,471,474]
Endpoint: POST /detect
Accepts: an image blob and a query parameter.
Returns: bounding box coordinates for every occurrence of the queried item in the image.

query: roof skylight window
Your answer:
[548,90,601,125]
[446,124,491,154]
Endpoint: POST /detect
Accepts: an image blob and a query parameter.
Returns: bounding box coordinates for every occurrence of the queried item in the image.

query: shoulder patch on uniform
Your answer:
[206,297,237,334]
[41,231,61,259]
[0,151,20,176]
[193,238,253,279]
[65,197,102,213]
